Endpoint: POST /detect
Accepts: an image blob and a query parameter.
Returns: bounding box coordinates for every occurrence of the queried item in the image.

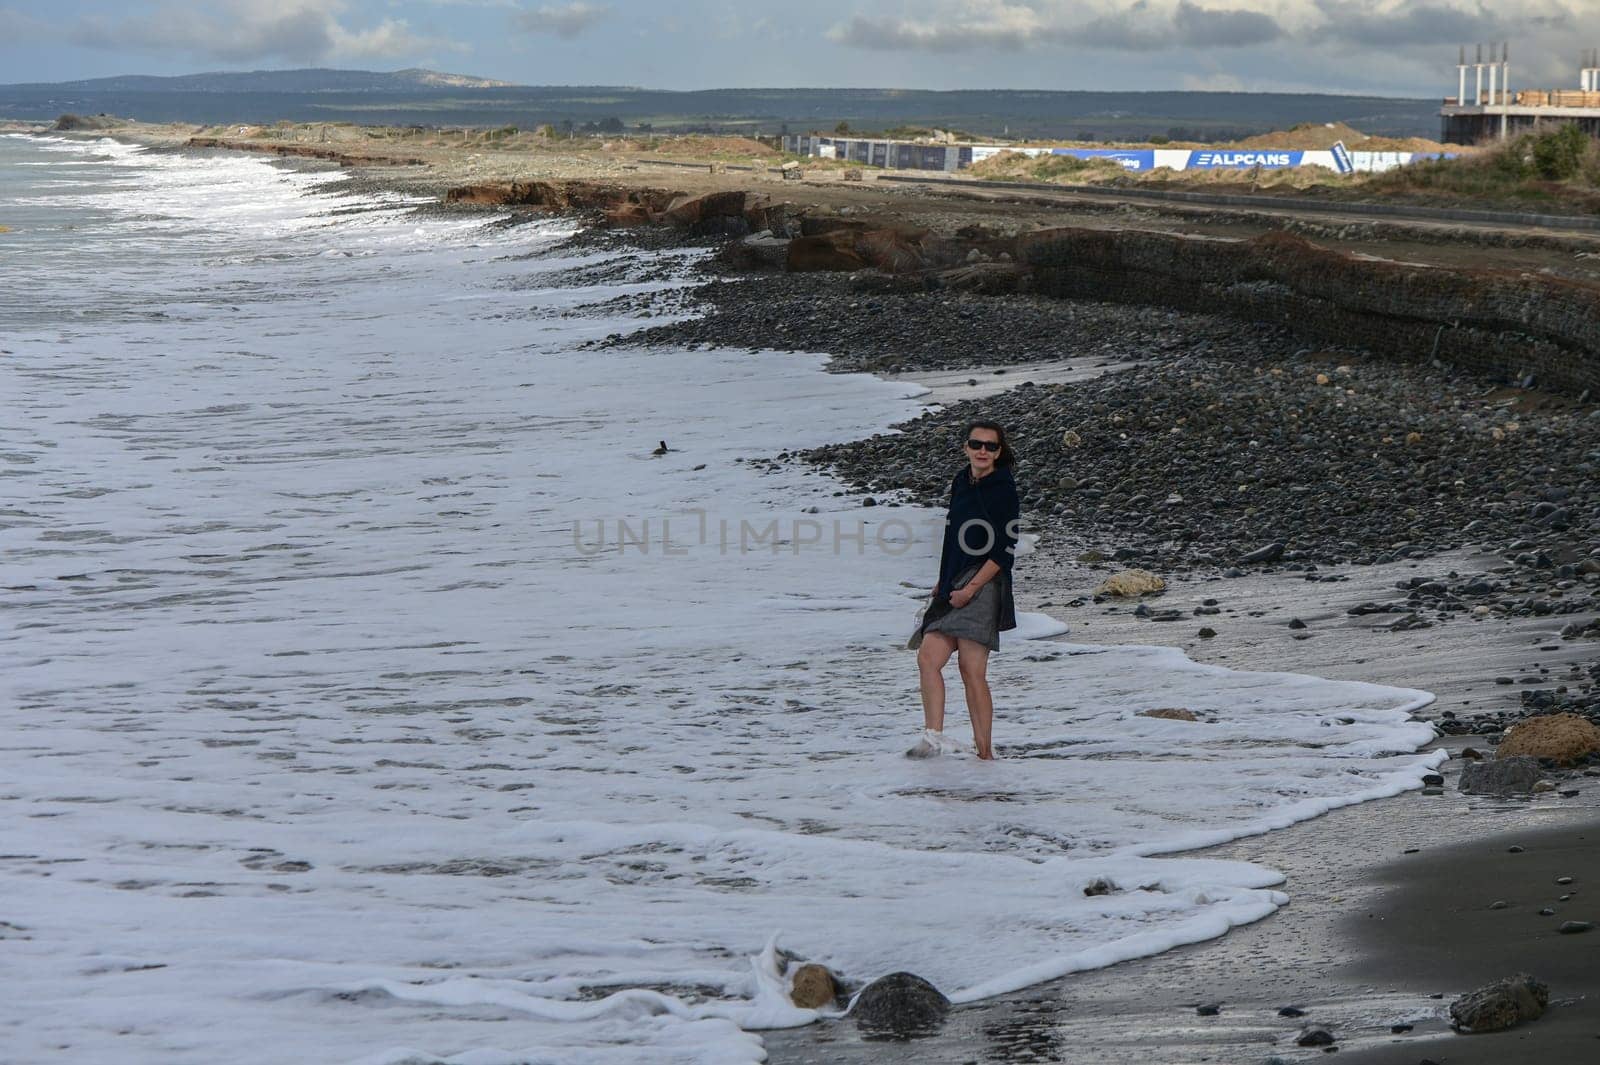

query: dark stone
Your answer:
[1277,1005,1306,1017]
[1239,542,1285,564]
[1196,1003,1221,1016]
[1296,1025,1335,1046]
[1449,973,1548,1032]
[1459,756,1543,796]
[852,971,951,1037]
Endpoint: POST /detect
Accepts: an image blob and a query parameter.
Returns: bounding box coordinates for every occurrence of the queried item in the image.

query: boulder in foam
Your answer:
[851,971,950,1037]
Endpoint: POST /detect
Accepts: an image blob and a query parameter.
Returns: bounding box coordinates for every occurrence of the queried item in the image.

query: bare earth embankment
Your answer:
[26,118,1600,1063]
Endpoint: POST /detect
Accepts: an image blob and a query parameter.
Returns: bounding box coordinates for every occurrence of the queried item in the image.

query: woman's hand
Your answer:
[950,585,976,609]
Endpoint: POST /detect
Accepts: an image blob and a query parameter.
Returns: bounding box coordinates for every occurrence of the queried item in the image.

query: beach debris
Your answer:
[1082,877,1115,896]
[1195,1002,1221,1016]
[1458,755,1542,796]
[1237,541,1285,564]
[1558,921,1593,934]
[651,440,671,456]
[1449,973,1548,1032]
[851,971,950,1037]
[789,962,839,1008]
[1060,429,1082,449]
[1096,569,1166,597]
[1277,1005,1306,1017]
[1495,713,1600,766]
[1139,708,1198,722]
[1295,1024,1335,1046]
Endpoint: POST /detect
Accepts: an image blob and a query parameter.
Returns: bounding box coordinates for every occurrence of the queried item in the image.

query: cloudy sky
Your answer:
[0,1,1594,96]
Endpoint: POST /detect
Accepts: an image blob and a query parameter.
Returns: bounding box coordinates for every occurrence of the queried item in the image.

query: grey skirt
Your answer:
[917,566,1002,651]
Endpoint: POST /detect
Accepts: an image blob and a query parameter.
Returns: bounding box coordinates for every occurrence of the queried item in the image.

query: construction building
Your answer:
[1441,44,1600,143]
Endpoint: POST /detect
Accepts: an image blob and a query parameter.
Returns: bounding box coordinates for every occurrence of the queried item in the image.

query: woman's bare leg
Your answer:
[916,632,958,733]
[957,640,994,759]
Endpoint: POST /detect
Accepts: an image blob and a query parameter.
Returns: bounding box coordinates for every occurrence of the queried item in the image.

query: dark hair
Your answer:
[963,419,1016,468]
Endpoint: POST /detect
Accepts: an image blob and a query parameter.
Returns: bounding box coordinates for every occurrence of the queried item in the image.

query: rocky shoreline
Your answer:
[553,210,1600,737]
[534,195,1600,1064]
[136,133,1600,1065]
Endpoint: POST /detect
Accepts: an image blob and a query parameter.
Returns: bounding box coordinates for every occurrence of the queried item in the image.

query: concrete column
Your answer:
[1476,64,1484,105]
[1488,63,1497,108]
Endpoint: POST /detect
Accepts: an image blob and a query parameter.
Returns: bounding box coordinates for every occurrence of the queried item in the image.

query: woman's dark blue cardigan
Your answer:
[934,465,1019,633]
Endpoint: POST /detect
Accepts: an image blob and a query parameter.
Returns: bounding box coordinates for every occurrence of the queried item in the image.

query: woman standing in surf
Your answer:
[907,420,1020,760]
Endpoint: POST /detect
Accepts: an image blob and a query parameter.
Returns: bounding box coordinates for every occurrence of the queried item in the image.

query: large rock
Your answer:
[788,231,867,273]
[1450,973,1548,1032]
[855,229,926,274]
[930,262,1027,294]
[1496,713,1600,765]
[851,971,950,1036]
[1459,755,1543,795]
[661,190,746,227]
[718,233,791,271]
[1139,707,1198,721]
[789,963,838,1009]
[1097,569,1167,597]
[602,203,653,228]
[445,180,570,207]
[662,190,750,236]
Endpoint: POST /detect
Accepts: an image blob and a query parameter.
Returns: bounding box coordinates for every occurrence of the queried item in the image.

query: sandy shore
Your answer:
[31,121,1599,1062]
[760,544,1599,1063]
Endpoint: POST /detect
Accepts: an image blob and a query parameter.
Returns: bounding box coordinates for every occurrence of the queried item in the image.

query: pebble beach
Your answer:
[10,122,1600,1063]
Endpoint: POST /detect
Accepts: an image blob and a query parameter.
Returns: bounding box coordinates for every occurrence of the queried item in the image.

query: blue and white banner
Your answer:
[785,135,1455,175]
[1185,149,1307,169]
[1047,148,1158,171]
[1330,140,1354,175]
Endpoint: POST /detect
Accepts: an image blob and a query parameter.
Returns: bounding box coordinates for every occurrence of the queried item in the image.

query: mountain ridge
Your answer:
[0,68,523,94]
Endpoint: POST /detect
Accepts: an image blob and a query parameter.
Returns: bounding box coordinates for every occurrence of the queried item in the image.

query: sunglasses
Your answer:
[965,438,1002,452]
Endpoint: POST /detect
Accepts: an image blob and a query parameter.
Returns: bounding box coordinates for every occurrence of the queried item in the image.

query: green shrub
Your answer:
[1531,123,1589,180]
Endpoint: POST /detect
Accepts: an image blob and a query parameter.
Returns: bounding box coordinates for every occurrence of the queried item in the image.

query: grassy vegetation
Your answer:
[969,150,1139,183]
[1368,124,1600,210]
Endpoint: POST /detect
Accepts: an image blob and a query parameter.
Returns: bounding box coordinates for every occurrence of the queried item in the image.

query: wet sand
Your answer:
[765,548,1599,1063]
[1338,821,1600,1064]
[763,374,1598,1064]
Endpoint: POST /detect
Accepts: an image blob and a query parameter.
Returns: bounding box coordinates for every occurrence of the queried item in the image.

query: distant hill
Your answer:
[1,68,521,94]
[0,71,1442,141]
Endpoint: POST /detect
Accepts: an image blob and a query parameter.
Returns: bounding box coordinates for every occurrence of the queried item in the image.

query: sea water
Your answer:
[0,134,1443,1064]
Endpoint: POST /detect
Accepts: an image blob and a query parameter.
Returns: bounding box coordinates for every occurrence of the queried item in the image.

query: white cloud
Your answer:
[512,1,611,38]
[65,1,462,65]
[830,1,1287,53]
